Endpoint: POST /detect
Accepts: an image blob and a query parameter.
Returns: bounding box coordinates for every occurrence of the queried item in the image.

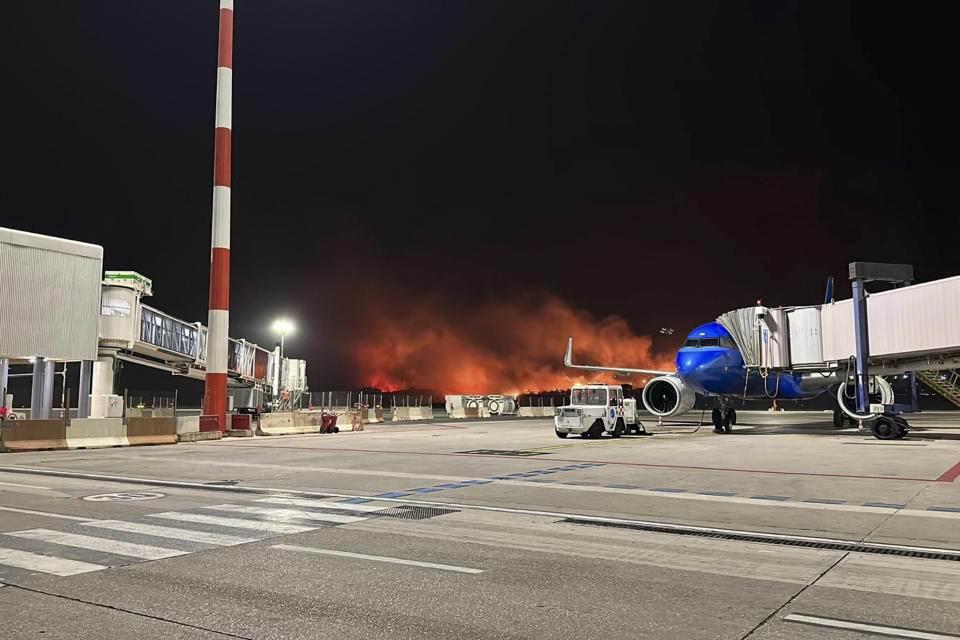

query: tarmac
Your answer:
[1,410,959,639]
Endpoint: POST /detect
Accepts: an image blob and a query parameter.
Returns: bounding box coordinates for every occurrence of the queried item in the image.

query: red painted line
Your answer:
[213,128,231,186]
[193,442,937,482]
[937,459,960,483]
[218,8,233,69]
[208,248,230,309]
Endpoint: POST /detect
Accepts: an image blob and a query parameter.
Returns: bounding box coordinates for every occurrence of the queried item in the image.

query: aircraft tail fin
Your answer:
[823,276,835,304]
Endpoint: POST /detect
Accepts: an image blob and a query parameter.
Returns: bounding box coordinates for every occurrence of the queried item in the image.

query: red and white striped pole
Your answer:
[203,0,233,432]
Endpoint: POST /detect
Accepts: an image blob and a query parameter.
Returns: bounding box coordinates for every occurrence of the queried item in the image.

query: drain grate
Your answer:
[378,505,459,520]
[561,518,960,562]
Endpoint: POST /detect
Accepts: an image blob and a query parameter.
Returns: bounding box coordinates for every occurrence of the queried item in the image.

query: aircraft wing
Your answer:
[564,338,674,377]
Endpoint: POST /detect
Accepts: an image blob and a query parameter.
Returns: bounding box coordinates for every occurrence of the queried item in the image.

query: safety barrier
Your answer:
[391,406,434,421]
[227,414,254,438]
[257,411,354,435]
[177,416,222,442]
[0,419,68,452]
[333,411,361,431]
[126,417,178,446]
[362,408,383,424]
[66,418,128,449]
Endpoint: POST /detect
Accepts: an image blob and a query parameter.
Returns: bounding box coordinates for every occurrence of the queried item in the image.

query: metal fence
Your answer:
[124,389,178,417]
[305,392,433,413]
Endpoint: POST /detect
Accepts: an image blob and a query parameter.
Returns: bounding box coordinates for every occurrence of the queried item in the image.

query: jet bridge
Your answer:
[717,263,960,438]
[96,272,306,402]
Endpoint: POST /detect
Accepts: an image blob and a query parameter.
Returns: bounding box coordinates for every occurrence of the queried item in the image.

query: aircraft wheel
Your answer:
[555,429,568,439]
[727,409,737,426]
[833,408,846,429]
[711,409,723,433]
[722,411,733,434]
[871,416,900,440]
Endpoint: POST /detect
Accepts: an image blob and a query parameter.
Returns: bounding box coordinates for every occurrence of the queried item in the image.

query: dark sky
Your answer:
[3,1,958,395]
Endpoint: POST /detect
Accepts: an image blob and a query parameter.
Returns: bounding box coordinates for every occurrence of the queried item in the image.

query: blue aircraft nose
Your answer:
[676,349,727,380]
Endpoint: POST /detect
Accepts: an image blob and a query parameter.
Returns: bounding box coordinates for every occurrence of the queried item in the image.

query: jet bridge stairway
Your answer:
[917,369,960,409]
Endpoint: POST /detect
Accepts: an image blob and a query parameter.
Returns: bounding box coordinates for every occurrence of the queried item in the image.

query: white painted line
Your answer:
[204,504,366,524]
[7,529,187,561]
[147,511,316,534]
[272,544,484,574]
[5,467,959,557]
[785,613,960,639]
[81,520,257,546]
[0,547,105,576]
[0,480,54,490]
[0,506,92,522]
[255,497,388,513]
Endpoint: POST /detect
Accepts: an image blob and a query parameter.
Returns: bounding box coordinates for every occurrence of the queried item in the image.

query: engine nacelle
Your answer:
[642,376,696,417]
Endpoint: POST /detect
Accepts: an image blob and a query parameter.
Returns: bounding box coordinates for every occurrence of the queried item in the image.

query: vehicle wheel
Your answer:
[588,420,604,439]
[611,420,624,438]
[555,429,568,439]
[711,408,723,433]
[871,416,899,440]
[833,408,846,429]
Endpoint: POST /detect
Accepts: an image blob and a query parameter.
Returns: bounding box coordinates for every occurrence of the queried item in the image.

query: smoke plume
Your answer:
[337,294,674,395]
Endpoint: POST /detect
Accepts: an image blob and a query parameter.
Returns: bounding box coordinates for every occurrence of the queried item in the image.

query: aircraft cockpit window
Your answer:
[700,338,720,347]
[719,337,738,349]
[683,339,700,348]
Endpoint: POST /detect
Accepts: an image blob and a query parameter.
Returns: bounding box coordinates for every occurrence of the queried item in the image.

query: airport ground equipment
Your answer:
[554,384,647,439]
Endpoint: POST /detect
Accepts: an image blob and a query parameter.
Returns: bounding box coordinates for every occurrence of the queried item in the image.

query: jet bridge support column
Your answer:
[852,278,870,415]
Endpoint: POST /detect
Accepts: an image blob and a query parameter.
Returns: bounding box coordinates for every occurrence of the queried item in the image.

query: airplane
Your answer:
[563,324,845,434]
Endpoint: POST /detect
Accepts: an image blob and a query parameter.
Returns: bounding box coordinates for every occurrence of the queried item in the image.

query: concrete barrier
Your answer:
[226,414,254,438]
[126,417,177,446]
[257,412,296,435]
[257,411,346,435]
[362,408,383,424]
[66,418,128,449]
[1,420,68,452]
[176,416,222,442]
[517,407,537,417]
[333,411,360,431]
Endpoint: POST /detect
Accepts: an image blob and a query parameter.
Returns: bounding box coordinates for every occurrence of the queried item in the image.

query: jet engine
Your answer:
[642,376,696,417]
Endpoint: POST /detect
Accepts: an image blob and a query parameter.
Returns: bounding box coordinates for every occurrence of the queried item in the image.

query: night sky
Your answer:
[3,2,958,398]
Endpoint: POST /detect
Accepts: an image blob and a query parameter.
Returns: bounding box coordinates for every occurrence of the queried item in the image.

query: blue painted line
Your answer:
[803,499,846,504]
[751,495,790,501]
[374,492,411,498]
[522,478,555,483]
[650,488,687,493]
[408,488,442,493]
[562,481,598,486]
[605,484,640,489]
[339,497,374,504]
[460,479,493,485]
[699,491,736,497]
[863,502,904,509]
[927,506,960,513]
[509,473,537,477]
[434,483,469,489]
[488,476,514,480]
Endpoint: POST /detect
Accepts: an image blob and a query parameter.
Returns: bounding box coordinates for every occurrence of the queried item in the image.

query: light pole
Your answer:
[272,318,295,359]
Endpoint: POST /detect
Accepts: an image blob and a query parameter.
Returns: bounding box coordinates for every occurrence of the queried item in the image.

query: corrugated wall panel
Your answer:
[0,241,102,361]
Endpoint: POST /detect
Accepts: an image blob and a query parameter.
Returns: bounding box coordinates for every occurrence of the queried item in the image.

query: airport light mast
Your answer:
[202,0,234,433]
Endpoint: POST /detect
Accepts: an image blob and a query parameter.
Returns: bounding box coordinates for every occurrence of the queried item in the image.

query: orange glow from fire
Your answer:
[346,295,674,395]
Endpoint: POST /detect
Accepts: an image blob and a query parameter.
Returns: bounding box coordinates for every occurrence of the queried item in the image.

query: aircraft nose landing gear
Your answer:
[712,407,736,433]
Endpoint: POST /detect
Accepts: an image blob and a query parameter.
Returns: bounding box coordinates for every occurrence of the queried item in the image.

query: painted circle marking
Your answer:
[81,492,166,502]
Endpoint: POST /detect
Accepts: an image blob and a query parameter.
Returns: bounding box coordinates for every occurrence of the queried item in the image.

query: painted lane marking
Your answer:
[752,495,791,501]
[0,547,106,576]
[784,613,960,639]
[0,506,93,522]
[864,502,906,509]
[340,498,373,504]
[374,492,411,498]
[805,499,846,504]
[271,544,484,574]
[255,497,388,512]
[928,506,960,513]
[81,520,258,546]
[0,480,55,490]
[203,504,366,524]
[147,511,316,534]
[937,460,960,483]
[6,529,186,560]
